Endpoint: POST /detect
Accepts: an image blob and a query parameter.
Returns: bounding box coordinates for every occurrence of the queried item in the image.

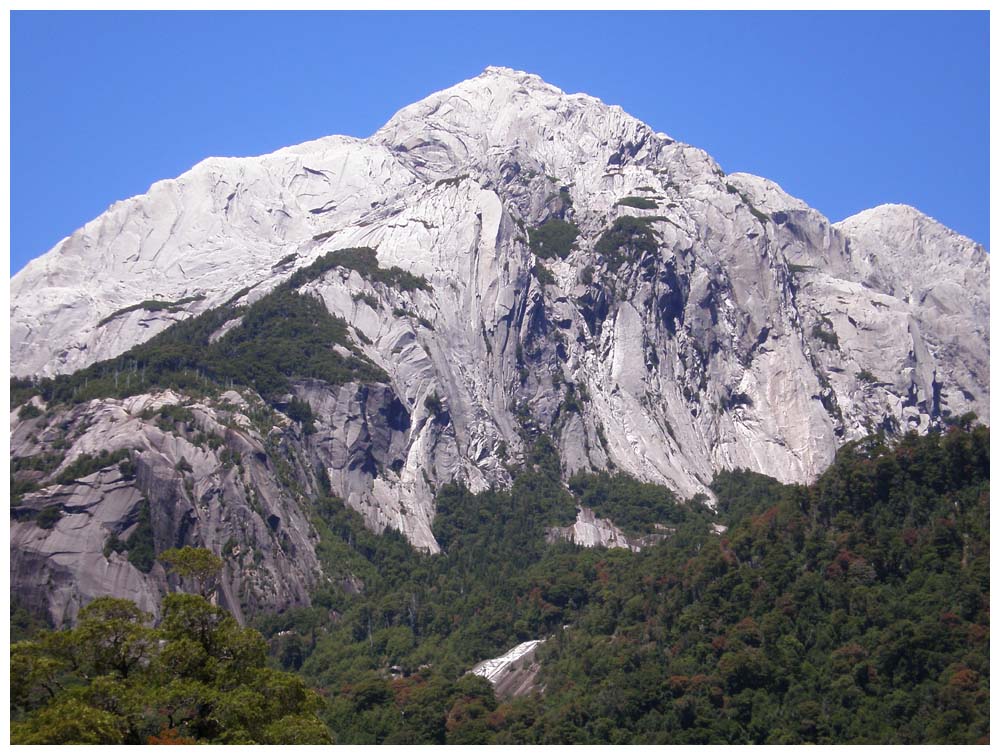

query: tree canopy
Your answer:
[159,546,224,598]
[11,592,331,744]
[11,425,990,744]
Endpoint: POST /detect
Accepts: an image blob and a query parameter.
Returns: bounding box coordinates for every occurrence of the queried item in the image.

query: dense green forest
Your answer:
[11,550,332,744]
[10,425,989,744]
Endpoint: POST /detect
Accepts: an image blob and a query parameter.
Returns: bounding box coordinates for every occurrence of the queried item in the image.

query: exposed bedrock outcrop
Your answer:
[11,67,989,621]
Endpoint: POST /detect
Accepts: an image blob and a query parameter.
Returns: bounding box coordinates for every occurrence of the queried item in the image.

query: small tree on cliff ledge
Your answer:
[159,546,224,598]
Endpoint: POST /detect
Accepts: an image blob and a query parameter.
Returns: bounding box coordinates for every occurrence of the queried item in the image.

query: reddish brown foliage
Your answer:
[148,727,196,745]
[948,668,980,692]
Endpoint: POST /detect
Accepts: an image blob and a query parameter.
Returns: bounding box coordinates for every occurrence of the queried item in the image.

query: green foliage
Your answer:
[11,376,40,409]
[529,219,580,260]
[812,321,840,349]
[747,203,770,225]
[12,699,126,744]
[159,547,224,597]
[567,471,703,536]
[97,295,205,328]
[942,411,979,431]
[289,247,430,293]
[118,458,138,479]
[124,501,156,573]
[558,382,582,416]
[725,184,770,226]
[433,471,577,569]
[12,451,65,476]
[207,287,388,396]
[34,506,64,530]
[423,392,445,420]
[272,252,298,269]
[285,397,317,434]
[711,468,797,527]
[10,593,331,744]
[285,426,989,744]
[56,448,134,485]
[12,427,989,744]
[522,427,988,744]
[579,265,594,285]
[224,285,255,306]
[17,402,43,420]
[594,216,660,271]
[11,248,423,413]
[11,477,40,507]
[10,597,49,642]
[615,196,659,210]
[352,291,380,309]
[11,285,387,411]
[77,598,157,677]
[533,262,556,285]
[856,369,878,384]
[290,440,605,742]
[150,403,195,432]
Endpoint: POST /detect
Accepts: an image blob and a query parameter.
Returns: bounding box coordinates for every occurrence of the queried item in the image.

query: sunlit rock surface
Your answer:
[11,67,989,621]
[471,639,545,698]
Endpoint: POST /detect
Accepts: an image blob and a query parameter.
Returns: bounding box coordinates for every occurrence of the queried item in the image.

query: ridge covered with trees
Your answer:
[280,424,990,744]
[9,248,414,411]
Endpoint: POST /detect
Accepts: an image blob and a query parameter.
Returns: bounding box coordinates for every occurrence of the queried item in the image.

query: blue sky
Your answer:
[10,10,989,275]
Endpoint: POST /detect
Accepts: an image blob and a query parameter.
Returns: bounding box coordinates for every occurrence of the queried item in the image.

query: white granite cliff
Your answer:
[10,67,989,623]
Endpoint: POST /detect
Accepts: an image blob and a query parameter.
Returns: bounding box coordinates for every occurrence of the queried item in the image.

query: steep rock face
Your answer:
[11,67,989,578]
[470,639,546,698]
[9,381,411,626]
[292,378,440,553]
[833,205,990,430]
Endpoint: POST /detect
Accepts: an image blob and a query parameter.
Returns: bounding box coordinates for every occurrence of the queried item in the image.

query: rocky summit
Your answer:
[9,67,989,626]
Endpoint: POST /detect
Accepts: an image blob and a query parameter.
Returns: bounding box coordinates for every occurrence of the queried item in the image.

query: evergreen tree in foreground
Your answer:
[10,549,332,745]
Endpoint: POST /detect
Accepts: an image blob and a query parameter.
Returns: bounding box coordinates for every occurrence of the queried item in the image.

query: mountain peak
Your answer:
[478,65,559,87]
[374,66,591,138]
[471,66,572,99]
[371,67,666,181]
[479,65,529,76]
[836,202,988,260]
[839,202,935,229]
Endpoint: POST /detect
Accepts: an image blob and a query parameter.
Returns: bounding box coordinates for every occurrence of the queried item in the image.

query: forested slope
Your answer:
[11,424,989,744]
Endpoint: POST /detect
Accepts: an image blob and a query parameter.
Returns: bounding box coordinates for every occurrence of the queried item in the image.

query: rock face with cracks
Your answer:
[10,390,325,626]
[471,639,546,698]
[10,67,989,624]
